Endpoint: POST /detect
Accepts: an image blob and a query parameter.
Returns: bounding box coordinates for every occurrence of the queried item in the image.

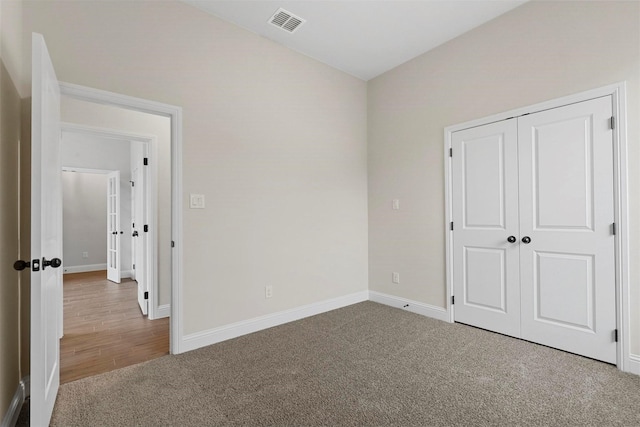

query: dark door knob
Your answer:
[522,236,531,244]
[13,260,30,271]
[112,231,117,235]
[132,231,139,237]
[507,236,516,243]
[42,257,62,270]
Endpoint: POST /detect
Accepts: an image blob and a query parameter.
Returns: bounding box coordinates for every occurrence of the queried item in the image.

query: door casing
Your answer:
[444,82,631,372]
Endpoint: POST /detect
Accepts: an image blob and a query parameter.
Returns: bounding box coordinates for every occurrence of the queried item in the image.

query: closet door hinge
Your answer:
[614,329,618,342]
[451,295,455,305]
[612,222,616,235]
[144,291,149,300]
[450,222,454,231]
[143,157,149,166]
[144,224,149,232]
[610,116,615,130]
[449,148,453,157]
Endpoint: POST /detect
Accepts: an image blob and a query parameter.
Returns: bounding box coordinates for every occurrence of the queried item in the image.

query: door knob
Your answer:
[42,257,62,270]
[13,260,30,271]
[522,236,531,244]
[507,236,516,243]
[112,231,117,235]
[132,231,139,237]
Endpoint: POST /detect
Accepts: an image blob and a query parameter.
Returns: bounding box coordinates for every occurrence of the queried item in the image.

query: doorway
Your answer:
[58,102,170,383]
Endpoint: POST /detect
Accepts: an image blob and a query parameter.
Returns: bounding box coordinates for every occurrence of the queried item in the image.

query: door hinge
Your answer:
[131,181,135,187]
[143,157,149,166]
[612,222,616,235]
[610,116,615,130]
[450,222,454,231]
[144,291,149,300]
[449,148,453,157]
[144,224,149,232]
[133,264,135,270]
[614,329,618,342]
[171,241,175,248]
[451,295,455,305]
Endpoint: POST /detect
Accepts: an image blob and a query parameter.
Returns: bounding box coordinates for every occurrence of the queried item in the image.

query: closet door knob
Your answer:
[507,236,516,243]
[522,236,531,244]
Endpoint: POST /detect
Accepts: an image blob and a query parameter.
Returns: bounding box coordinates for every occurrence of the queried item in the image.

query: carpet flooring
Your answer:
[50,301,640,426]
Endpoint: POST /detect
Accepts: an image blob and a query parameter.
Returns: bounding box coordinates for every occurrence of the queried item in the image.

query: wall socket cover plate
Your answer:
[190,194,205,209]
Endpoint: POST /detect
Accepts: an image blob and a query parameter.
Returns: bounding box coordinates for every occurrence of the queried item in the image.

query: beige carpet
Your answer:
[50,302,640,426]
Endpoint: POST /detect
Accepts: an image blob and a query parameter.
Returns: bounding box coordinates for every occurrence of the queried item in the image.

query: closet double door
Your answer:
[451,96,616,364]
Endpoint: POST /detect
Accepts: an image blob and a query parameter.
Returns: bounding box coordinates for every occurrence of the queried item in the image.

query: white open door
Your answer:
[107,170,121,283]
[31,33,63,426]
[132,162,148,315]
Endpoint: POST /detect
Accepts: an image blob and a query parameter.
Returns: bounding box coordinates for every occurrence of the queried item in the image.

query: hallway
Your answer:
[61,271,169,384]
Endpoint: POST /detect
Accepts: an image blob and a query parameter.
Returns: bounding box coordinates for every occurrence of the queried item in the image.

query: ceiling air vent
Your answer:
[268,8,305,34]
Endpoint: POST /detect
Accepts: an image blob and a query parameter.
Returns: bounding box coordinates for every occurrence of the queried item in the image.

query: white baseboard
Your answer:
[156,304,170,319]
[181,291,369,353]
[626,354,640,375]
[1,376,29,427]
[122,270,134,279]
[63,263,107,274]
[369,291,449,322]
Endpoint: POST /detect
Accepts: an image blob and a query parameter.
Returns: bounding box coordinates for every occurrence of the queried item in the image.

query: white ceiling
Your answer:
[181,1,527,81]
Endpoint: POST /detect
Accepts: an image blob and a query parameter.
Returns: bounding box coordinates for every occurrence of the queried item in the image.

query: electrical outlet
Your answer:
[392,272,400,284]
[392,199,400,210]
[190,194,205,209]
[265,285,273,299]
[82,252,89,259]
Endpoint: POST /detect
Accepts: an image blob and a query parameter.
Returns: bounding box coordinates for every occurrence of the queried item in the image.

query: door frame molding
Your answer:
[444,82,632,373]
[60,82,184,355]
[60,123,160,318]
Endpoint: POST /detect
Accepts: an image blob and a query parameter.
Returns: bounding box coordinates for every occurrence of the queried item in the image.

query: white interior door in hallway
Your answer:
[106,170,121,283]
[451,96,616,364]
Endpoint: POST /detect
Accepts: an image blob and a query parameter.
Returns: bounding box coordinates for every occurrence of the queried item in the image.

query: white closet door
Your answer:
[452,118,521,337]
[518,96,616,363]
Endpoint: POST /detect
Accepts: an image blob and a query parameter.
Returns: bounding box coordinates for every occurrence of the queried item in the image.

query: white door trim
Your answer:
[60,123,161,319]
[444,82,631,372]
[60,82,184,355]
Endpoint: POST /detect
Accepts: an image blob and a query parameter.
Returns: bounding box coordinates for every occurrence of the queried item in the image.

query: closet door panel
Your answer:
[452,119,520,337]
[518,96,616,364]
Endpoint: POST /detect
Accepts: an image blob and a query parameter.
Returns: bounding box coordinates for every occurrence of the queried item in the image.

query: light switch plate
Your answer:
[190,194,205,209]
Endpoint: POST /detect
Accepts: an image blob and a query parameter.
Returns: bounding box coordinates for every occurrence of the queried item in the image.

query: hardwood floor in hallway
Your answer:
[61,271,169,384]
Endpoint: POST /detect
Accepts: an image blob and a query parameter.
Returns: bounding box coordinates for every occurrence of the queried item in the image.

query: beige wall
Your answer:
[0,55,22,426]
[368,1,640,353]
[0,0,23,419]
[23,0,369,336]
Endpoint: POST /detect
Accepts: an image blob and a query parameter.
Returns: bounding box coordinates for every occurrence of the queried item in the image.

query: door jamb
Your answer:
[443,82,631,373]
[59,82,184,355]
